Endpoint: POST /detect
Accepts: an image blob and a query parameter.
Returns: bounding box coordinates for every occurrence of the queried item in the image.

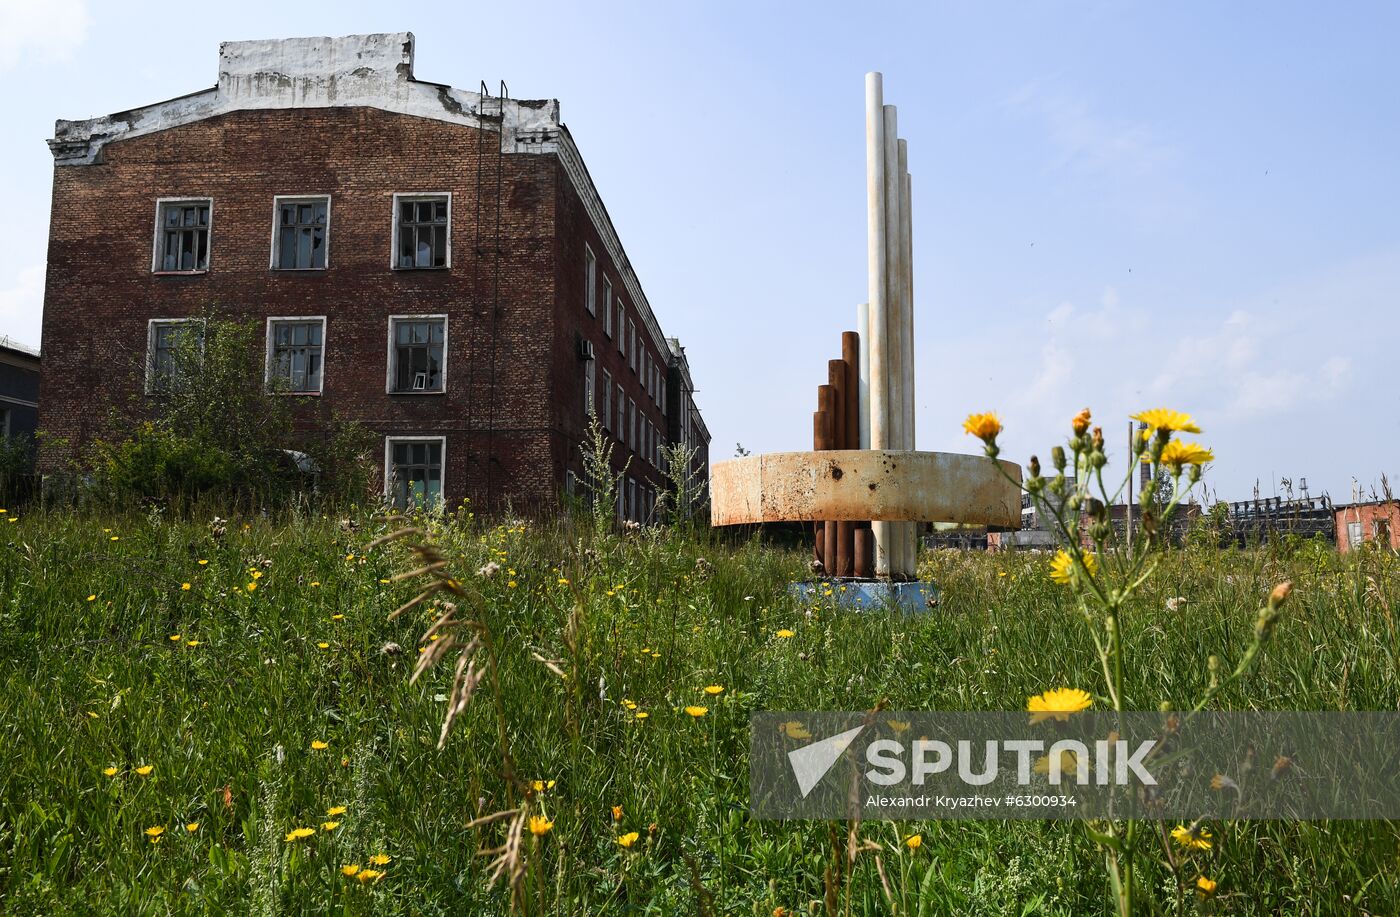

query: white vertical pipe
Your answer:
[857,302,871,449]
[883,106,908,578]
[865,73,892,578]
[900,161,917,577]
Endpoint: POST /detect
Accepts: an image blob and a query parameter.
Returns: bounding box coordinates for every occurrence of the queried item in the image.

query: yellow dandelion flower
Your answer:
[322,821,340,832]
[103,766,119,777]
[531,780,556,792]
[135,765,154,776]
[198,559,208,566]
[1071,407,1092,436]
[557,577,570,586]
[246,582,258,592]
[904,834,922,850]
[1131,408,1201,434]
[617,831,640,848]
[1032,750,1087,776]
[186,640,200,647]
[330,613,343,620]
[782,721,812,740]
[86,595,96,602]
[508,580,518,588]
[634,711,649,720]
[284,827,316,842]
[1159,440,1214,471]
[702,685,724,695]
[776,629,795,638]
[1196,876,1218,896]
[169,634,182,642]
[612,805,623,821]
[962,411,1002,443]
[367,853,392,866]
[317,642,330,649]
[185,822,200,833]
[311,581,322,587]
[110,536,119,541]
[181,583,191,591]
[684,706,708,718]
[327,805,347,816]
[341,864,360,877]
[621,699,637,710]
[356,868,383,882]
[1170,824,1213,851]
[1048,550,1097,585]
[250,571,263,580]
[1027,687,1093,724]
[528,816,553,836]
[145,826,164,842]
[311,740,329,750]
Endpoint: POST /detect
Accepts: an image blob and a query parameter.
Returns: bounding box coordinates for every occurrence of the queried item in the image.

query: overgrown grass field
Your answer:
[1,507,1397,914]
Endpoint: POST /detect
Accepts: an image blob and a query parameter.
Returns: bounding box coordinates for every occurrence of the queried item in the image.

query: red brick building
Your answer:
[1335,500,1400,553]
[39,32,707,516]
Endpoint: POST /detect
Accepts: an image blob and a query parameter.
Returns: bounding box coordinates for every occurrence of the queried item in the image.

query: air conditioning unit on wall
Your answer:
[576,335,595,361]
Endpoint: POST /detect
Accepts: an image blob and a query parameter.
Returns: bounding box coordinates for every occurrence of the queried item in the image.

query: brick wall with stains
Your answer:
[39,105,674,514]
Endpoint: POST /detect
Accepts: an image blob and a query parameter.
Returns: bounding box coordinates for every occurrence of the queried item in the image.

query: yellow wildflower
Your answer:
[185,822,200,833]
[1159,440,1214,472]
[775,629,795,639]
[169,634,182,642]
[246,582,257,592]
[634,711,649,720]
[528,816,553,836]
[1071,407,1091,435]
[962,411,1002,443]
[251,571,263,580]
[327,805,347,816]
[532,779,556,792]
[135,765,154,776]
[612,805,623,821]
[322,821,340,832]
[617,831,640,848]
[1196,876,1218,896]
[1027,687,1093,724]
[311,741,329,750]
[702,685,724,695]
[1048,549,1097,585]
[285,827,315,842]
[367,853,392,866]
[145,826,164,842]
[103,766,119,777]
[181,583,191,591]
[341,864,360,877]
[1131,408,1201,434]
[904,834,922,850]
[86,595,96,602]
[317,642,330,649]
[355,868,383,883]
[684,706,708,718]
[330,613,343,620]
[782,721,812,740]
[198,560,208,565]
[1171,824,1213,851]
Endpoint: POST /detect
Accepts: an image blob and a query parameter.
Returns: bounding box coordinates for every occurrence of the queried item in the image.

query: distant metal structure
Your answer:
[1223,495,1336,544]
[710,74,1021,592]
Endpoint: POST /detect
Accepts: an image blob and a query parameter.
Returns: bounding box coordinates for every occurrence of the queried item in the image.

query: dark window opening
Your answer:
[276,199,328,269]
[157,201,210,272]
[396,198,449,269]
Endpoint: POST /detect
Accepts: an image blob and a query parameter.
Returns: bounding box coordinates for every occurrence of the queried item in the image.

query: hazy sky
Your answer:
[1,1,1396,503]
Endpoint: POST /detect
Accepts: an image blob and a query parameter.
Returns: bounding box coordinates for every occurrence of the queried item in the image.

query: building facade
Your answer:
[0,339,40,448]
[1335,500,1400,553]
[39,33,707,516]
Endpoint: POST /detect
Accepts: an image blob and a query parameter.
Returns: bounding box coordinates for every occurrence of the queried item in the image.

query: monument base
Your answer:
[787,578,939,613]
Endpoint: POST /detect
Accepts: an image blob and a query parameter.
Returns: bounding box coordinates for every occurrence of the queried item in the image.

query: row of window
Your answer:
[146,315,447,395]
[582,244,666,411]
[565,470,661,525]
[150,193,451,274]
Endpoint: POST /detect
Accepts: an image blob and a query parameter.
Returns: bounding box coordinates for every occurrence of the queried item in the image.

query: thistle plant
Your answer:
[964,407,1292,916]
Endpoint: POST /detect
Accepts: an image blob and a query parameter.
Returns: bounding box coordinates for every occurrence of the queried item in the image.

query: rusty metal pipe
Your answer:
[815,384,837,573]
[829,357,852,577]
[854,526,872,579]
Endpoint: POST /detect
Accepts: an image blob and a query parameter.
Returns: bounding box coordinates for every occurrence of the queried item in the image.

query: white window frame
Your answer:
[584,355,596,416]
[602,275,613,336]
[601,369,612,431]
[145,317,206,394]
[264,316,327,395]
[270,195,332,271]
[585,244,598,315]
[1348,521,1363,546]
[386,314,449,395]
[629,321,638,373]
[384,435,447,509]
[152,197,214,275]
[616,300,626,353]
[390,192,452,270]
[615,383,625,438]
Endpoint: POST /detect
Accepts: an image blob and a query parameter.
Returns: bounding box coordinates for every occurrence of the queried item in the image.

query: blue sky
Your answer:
[1,1,1396,503]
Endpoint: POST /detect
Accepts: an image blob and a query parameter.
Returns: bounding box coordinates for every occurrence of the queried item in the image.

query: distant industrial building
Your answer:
[0,339,40,447]
[1335,500,1399,553]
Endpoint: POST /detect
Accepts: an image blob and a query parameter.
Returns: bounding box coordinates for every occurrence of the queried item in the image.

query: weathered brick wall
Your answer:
[39,106,574,512]
[1336,502,1400,552]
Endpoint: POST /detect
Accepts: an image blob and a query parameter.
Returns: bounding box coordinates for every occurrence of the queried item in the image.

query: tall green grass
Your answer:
[0,507,1395,914]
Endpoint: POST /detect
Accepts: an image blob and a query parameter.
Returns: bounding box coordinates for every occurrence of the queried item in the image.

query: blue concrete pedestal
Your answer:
[787,579,939,613]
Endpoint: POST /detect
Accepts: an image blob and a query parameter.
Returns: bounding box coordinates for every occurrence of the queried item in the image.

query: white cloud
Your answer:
[1005,80,1178,179]
[0,0,92,72]
[0,262,44,349]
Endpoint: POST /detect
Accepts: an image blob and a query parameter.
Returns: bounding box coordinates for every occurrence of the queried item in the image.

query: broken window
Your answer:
[389,317,446,392]
[387,438,444,509]
[268,318,324,393]
[274,197,329,270]
[155,200,211,272]
[147,319,204,392]
[394,195,450,269]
